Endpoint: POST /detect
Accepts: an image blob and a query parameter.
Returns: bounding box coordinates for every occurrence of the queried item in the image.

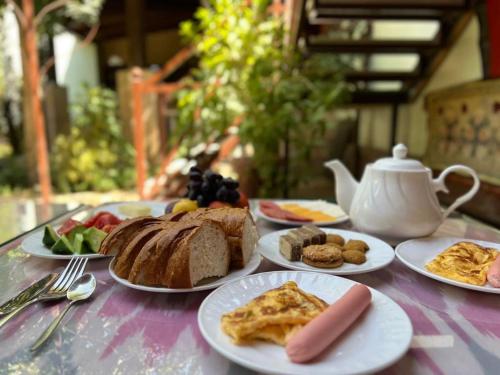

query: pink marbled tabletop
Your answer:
[0,204,499,374]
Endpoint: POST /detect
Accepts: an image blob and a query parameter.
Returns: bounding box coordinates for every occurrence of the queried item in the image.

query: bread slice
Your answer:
[179,208,258,269]
[162,220,230,288]
[129,221,203,286]
[99,217,162,256]
[113,224,165,278]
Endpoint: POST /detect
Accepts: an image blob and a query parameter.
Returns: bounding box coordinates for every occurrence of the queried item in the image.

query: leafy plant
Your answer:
[51,86,135,192]
[176,0,348,196]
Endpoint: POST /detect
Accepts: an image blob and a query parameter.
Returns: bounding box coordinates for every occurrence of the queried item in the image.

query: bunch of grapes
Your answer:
[187,167,240,207]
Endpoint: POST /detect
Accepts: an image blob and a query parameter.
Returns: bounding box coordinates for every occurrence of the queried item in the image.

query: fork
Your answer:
[0,256,88,330]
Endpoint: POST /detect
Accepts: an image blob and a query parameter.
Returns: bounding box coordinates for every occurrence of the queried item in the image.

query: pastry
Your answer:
[280,234,303,261]
[302,245,343,268]
[326,234,345,246]
[342,250,366,265]
[344,239,369,253]
[301,225,326,244]
[221,281,328,345]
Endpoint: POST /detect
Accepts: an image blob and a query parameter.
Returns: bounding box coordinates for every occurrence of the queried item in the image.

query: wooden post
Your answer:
[22,0,52,204]
[132,68,146,198]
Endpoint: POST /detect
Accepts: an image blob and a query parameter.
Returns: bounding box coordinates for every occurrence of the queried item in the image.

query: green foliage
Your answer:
[176,0,348,196]
[0,154,30,189]
[51,86,135,192]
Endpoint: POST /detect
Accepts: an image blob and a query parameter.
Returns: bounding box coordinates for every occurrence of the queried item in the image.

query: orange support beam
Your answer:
[23,0,52,204]
[132,68,146,198]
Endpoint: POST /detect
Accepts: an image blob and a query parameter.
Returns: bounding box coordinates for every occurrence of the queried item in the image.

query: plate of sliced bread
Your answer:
[101,207,261,292]
[258,226,394,275]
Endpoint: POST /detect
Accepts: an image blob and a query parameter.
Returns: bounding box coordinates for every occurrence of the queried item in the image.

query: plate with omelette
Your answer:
[256,200,349,226]
[396,237,500,294]
[198,271,412,375]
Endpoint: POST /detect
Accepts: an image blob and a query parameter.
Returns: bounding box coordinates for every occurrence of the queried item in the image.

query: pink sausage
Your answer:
[487,255,500,288]
[286,284,372,363]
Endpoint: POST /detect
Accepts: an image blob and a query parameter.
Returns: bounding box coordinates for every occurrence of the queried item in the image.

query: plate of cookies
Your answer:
[258,226,394,275]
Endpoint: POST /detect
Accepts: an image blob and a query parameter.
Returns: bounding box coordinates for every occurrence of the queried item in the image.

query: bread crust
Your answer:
[113,224,164,278]
[99,216,162,255]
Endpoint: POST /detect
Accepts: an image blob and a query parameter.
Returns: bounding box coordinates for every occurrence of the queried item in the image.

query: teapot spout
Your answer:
[324,159,359,213]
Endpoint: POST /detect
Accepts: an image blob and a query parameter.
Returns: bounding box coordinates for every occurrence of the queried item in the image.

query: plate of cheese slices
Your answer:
[256,200,349,226]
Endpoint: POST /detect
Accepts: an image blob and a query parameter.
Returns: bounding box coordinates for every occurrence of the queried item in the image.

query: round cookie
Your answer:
[302,245,343,269]
[344,239,369,253]
[326,234,345,246]
[342,250,366,264]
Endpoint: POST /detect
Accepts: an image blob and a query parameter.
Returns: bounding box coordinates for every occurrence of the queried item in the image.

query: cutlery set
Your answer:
[0,256,95,351]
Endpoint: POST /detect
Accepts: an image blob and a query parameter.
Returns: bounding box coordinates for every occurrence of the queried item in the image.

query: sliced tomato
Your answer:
[57,219,82,235]
[84,211,112,227]
[93,213,122,230]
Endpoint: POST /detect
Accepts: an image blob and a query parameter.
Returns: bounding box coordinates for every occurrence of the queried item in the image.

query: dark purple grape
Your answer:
[188,180,202,189]
[197,194,209,208]
[188,189,199,200]
[201,181,212,194]
[223,178,239,190]
[189,166,202,174]
[216,186,229,201]
[226,190,240,204]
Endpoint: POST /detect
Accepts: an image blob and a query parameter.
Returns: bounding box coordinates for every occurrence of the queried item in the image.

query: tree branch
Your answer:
[40,23,100,80]
[40,56,55,80]
[34,0,70,26]
[6,0,26,28]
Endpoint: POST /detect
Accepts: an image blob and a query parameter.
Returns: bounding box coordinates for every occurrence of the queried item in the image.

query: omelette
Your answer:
[426,242,498,286]
[221,281,328,345]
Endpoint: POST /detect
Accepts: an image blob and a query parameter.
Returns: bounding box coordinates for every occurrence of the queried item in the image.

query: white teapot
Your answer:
[324,144,480,240]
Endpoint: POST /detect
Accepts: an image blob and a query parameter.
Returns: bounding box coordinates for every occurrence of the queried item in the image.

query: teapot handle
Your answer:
[433,165,480,219]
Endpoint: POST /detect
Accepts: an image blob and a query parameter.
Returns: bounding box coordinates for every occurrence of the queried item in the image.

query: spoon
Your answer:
[31,273,96,351]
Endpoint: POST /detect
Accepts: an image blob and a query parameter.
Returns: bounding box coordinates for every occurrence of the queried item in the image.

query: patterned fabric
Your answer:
[0,213,499,374]
[425,79,500,185]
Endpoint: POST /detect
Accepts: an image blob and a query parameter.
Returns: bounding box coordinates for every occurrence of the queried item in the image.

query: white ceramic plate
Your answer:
[396,236,500,294]
[109,251,262,293]
[198,271,412,375]
[21,201,167,260]
[256,200,349,226]
[258,228,394,275]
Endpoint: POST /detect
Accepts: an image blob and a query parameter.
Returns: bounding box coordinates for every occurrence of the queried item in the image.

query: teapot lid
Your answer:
[373,144,427,171]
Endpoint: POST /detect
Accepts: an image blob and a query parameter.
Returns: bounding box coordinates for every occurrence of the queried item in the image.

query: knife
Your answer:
[0,273,58,316]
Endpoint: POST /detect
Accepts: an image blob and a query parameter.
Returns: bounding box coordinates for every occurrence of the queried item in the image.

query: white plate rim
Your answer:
[258,228,395,275]
[395,236,500,294]
[20,201,167,260]
[197,270,413,375]
[256,200,349,227]
[108,251,262,293]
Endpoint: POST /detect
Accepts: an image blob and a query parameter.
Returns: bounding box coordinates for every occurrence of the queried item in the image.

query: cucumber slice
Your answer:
[51,235,74,255]
[83,227,108,253]
[72,233,85,254]
[66,225,86,242]
[42,225,60,247]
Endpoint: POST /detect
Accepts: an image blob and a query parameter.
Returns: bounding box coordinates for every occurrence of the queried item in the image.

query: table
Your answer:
[0,204,499,374]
